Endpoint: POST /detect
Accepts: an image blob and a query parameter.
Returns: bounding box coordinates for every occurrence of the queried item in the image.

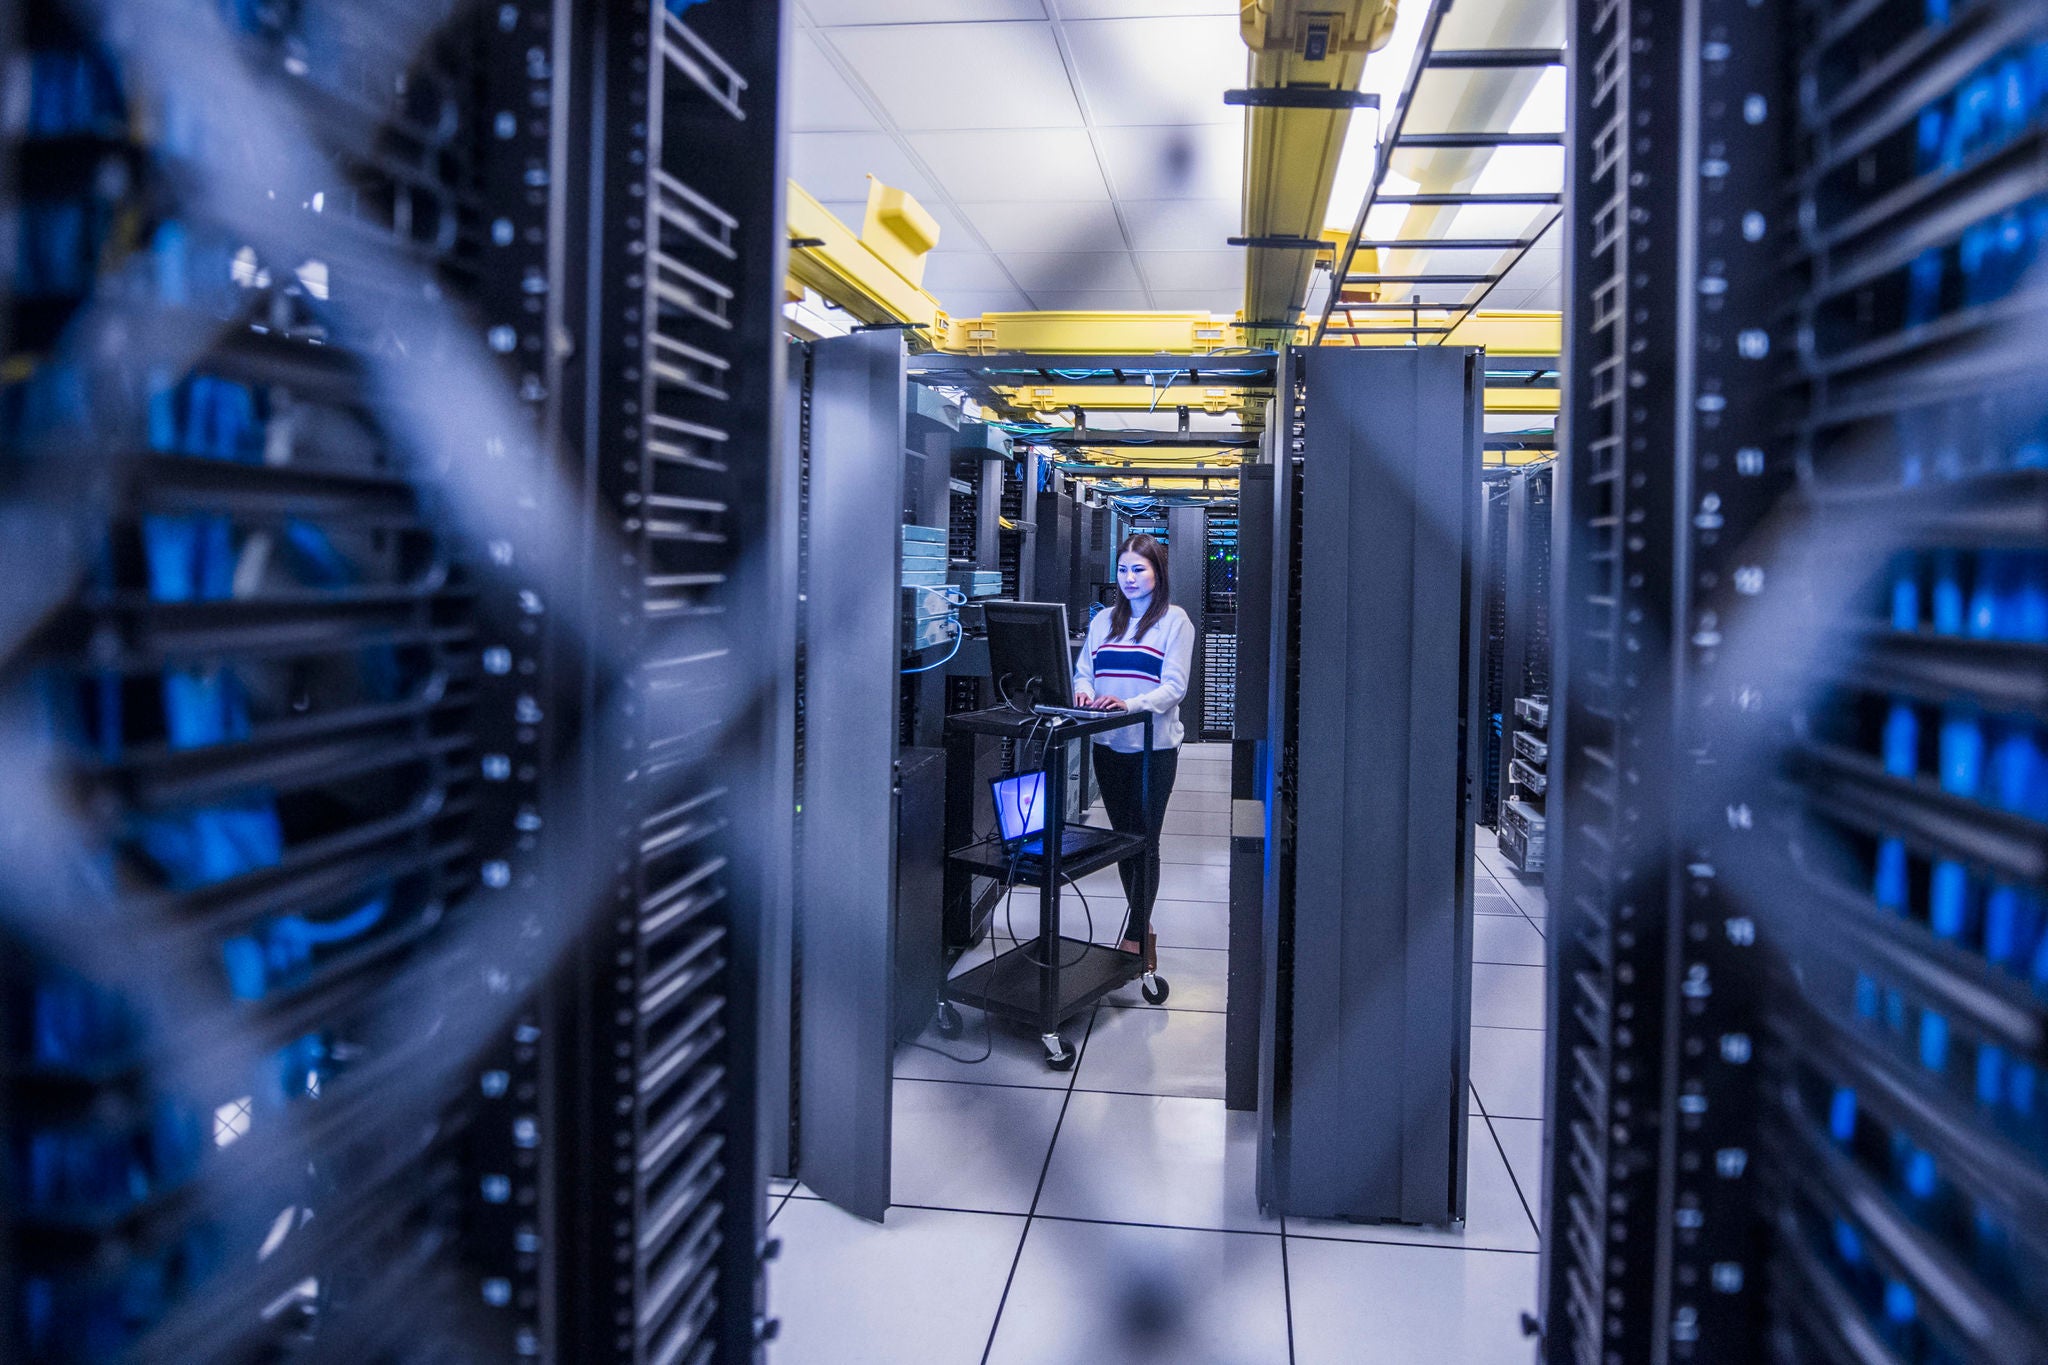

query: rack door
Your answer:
[791,330,906,1221]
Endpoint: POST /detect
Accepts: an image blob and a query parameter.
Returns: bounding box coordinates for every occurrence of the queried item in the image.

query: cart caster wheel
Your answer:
[934,1002,963,1039]
[1141,974,1170,1006]
[1041,1032,1075,1071]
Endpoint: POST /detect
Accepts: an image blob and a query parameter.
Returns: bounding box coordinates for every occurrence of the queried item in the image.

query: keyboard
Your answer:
[1033,704,1114,721]
[1016,826,1116,860]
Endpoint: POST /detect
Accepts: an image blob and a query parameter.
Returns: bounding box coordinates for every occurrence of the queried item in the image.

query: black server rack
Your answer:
[997,466,1025,599]
[1497,465,1553,874]
[1542,1,2048,1362]
[0,0,790,1361]
[1257,346,1483,1223]
[1478,473,1514,829]
[1201,507,1239,741]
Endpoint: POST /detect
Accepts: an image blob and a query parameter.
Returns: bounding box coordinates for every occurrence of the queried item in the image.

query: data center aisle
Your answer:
[766,744,1548,1365]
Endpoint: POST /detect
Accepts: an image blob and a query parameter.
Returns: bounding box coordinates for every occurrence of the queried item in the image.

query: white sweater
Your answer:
[1072,603,1195,753]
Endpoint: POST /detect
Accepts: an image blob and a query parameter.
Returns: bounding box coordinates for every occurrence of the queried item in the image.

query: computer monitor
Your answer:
[990,769,1048,851]
[982,600,1074,710]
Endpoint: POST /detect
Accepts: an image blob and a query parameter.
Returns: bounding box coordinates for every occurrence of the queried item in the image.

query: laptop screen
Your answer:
[991,770,1048,846]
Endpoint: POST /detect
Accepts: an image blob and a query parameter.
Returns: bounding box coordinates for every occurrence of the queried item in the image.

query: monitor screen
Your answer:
[991,770,1048,846]
[982,600,1073,710]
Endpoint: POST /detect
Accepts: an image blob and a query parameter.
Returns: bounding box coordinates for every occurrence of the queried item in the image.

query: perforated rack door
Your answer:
[0,0,566,1358]
[552,1,787,1361]
[1755,1,2048,1361]
[1541,0,1786,1357]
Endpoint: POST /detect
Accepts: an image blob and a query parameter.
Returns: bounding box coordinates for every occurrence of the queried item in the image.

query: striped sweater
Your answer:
[1073,603,1195,753]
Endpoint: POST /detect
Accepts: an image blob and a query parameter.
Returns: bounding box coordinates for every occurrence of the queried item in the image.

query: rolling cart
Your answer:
[937,706,1170,1069]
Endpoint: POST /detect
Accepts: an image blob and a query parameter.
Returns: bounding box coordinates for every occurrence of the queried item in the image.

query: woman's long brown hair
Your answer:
[1107,533,1171,643]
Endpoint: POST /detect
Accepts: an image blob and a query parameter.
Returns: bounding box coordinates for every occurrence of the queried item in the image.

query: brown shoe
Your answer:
[1144,928,1159,974]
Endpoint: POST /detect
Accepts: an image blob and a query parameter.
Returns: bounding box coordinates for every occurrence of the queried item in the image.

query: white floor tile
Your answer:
[1074,895,1231,951]
[1103,945,1228,1013]
[1072,861,1227,904]
[1496,873,1547,920]
[1153,898,1229,949]
[986,1220,1289,1365]
[891,1079,1069,1214]
[1074,1003,1227,1099]
[896,1013,1077,1090]
[1487,1116,1544,1231]
[1165,788,1233,812]
[1469,1024,1546,1122]
[767,1201,1023,1365]
[1471,915,1545,966]
[1286,1121,1536,1252]
[1473,823,1498,849]
[1286,1240,1539,1365]
[1162,809,1230,836]
[1159,832,1230,865]
[1470,962,1545,1031]
[1175,768,1233,792]
[1036,1093,1277,1233]
[769,1177,796,1195]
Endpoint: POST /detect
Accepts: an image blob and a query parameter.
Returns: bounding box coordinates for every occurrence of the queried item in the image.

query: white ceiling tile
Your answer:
[1000,251,1144,292]
[1120,198,1240,250]
[802,0,1048,23]
[1062,18,1246,126]
[940,288,1039,314]
[1134,249,1243,291]
[907,129,1109,200]
[1097,123,1243,199]
[1147,288,1241,313]
[1522,279,1563,310]
[959,199,1125,253]
[1055,0,1237,14]
[1483,288,1534,309]
[790,32,881,131]
[791,132,939,202]
[1026,288,1155,310]
[824,23,1082,130]
[920,252,1025,293]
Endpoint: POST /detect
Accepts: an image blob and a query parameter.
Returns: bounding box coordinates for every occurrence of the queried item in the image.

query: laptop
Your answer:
[990,770,1117,862]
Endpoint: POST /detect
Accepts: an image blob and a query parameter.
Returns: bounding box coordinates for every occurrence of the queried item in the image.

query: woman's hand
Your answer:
[1094,696,1127,712]
[1074,688,1096,708]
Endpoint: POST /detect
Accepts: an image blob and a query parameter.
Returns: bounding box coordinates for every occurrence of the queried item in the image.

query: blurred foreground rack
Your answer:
[1541,0,2048,1361]
[0,0,788,1360]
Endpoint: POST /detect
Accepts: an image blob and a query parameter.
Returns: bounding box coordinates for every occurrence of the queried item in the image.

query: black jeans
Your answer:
[1090,744,1178,946]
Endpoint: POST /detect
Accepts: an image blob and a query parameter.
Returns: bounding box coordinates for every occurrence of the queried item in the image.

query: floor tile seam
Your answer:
[1280,1213,1298,1365]
[1471,956,1547,968]
[1280,1229,1543,1254]
[1096,1003,1227,1015]
[895,1074,1092,1095]
[981,1007,1100,1365]
[1481,1109,1541,1239]
[1068,1083,1232,1101]
[1027,1211,1284,1238]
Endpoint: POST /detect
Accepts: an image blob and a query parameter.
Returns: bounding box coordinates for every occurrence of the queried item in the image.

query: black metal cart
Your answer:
[937,706,1170,1068]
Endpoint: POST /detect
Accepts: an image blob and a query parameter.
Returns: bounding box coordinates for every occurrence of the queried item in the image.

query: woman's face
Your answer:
[1117,551,1157,602]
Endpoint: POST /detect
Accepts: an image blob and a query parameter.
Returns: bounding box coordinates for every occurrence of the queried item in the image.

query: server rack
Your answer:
[1497,464,1553,874]
[0,1,556,1357]
[1478,473,1514,829]
[1201,506,1240,741]
[1257,346,1483,1223]
[1,0,791,1359]
[1541,0,2048,1361]
[549,3,789,1358]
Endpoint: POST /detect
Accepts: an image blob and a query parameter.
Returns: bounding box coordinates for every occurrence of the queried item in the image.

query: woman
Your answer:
[1073,533,1194,970]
